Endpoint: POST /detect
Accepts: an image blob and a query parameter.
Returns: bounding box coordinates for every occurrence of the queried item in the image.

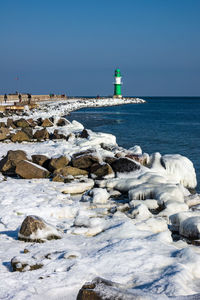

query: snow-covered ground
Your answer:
[1,98,200,299]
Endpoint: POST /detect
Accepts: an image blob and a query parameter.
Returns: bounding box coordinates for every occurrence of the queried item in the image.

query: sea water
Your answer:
[67,97,200,190]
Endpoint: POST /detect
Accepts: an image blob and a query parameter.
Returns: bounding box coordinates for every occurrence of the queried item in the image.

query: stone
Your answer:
[72,154,99,170]
[7,118,16,129]
[18,215,62,242]
[56,118,70,126]
[15,160,50,179]
[50,129,67,140]
[52,174,65,182]
[0,127,10,141]
[77,277,133,300]
[41,118,54,127]
[90,163,114,178]
[111,157,140,173]
[27,118,37,128]
[0,122,6,128]
[104,156,117,165]
[48,156,69,172]
[62,178,94,194]
[33,128,49,141]
[31,154,49,166]
[125,154,147,165]
[11,256,43,272]
[0,150,27,175]
[11,131,31,142]
[54,166,88,177]
[79,129,89,139]
[21,127,33,139]
[15,118,30,128]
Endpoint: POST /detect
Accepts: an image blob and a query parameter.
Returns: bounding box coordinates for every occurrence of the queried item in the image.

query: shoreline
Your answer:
[1,97,200,299]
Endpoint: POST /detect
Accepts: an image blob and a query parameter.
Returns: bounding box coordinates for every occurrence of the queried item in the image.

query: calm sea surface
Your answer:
[67,97,200,190]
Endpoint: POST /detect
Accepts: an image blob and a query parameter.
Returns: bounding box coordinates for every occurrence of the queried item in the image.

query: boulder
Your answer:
[7,118,16,129]
[18,215,62,242]
[41,118,54,127]
[79,129,89,139]
[77,277,136,300]
[11,131,31,142]
[104,156,117,165]
[90,163,114,178]
[125,154,147,165]
[111,157,140,173]
[54,166,88,177]
[72,154,99,170]
[31,154,49,166]
[52,174,65,182]
[21,127,33,139]
[15,118,30,128]
[62,178,94,194]
[48,156,69,171]
[50,129,67,140]
[11,256,43,272]
[0,122,6,128]
[56,118,70,126]
[33,128,49,141]
[15,160,50,179]
[0,128,10,141]
[0,150,27,175]
[27,118,37,128]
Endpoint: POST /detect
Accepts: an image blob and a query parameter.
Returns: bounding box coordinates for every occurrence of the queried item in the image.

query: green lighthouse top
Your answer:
[115,69,121,77]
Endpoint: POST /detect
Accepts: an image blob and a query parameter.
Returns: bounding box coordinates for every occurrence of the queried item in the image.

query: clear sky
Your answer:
[0,0,200,96]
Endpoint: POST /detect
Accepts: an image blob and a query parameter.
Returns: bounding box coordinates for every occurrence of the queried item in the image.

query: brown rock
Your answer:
[77,277,126,300]
[15,118,30,128]
[50,129,67,140]
[41,118,54,127]
[48,156,69,171]
[18,215,61,242]
[125,154,147,165]
[11,131,31,142]
[79,129,89,139]
[0,150,27,175]
[0,122,6,128]
[0,128,10,141]
[15,160,50,179]
[33,128,49,141]
[90,163,113,178]
[52,174,65,182]
[111,157,140,173]
[27,118,37,128]
[31,154,49,166]
[54,166,88,177]
[56,118,70,126]
[104,157,117,165]
[21,127,33,139]
[72,154,99,170]
[7,118,16,129]
[11,256,43,272]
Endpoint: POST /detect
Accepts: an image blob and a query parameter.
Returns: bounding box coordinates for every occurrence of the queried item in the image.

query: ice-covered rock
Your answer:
[129,203,152,220]
[61,178,94,194]
[170,212,200,239]
[18,215,62,242]
[91,188,110,204]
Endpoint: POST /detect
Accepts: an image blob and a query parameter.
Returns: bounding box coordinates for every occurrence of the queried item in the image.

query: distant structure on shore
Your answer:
[113,68,122,98]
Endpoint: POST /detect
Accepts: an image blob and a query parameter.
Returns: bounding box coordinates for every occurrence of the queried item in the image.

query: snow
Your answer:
[1,98,200,299]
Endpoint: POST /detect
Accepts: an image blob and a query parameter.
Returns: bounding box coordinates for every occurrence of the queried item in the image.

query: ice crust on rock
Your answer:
[91,188,110,204]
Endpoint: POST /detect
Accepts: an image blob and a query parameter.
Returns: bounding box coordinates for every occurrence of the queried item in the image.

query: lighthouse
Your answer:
[113,68,122,98]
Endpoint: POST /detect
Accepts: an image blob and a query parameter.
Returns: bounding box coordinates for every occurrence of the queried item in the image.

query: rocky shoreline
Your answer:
[1,97,200,299]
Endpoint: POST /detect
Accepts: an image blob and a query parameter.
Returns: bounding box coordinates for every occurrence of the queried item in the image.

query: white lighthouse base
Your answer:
[113,95,123,99]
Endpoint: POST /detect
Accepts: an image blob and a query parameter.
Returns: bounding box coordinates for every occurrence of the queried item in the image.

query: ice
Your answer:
[61,179,94,194]
[91,188,110,204]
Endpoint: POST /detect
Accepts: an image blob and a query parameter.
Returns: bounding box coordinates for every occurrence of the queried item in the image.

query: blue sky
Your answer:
[0,0,200,96]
